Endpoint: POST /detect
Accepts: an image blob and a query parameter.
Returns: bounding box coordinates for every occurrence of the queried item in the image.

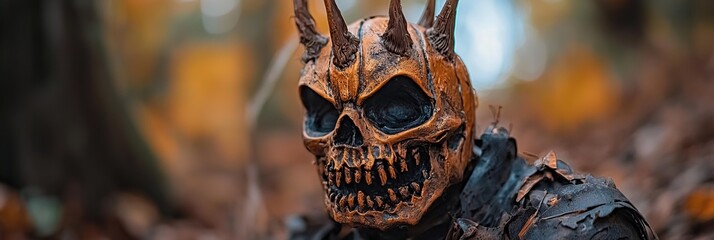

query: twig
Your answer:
[246,36,299,130]
[240,35,299,238]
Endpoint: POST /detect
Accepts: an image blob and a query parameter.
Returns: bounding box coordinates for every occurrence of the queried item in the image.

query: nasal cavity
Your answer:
[334,117,364,147]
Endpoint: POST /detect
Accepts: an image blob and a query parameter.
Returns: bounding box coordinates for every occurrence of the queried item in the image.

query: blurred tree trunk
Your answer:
[0,0,171,229]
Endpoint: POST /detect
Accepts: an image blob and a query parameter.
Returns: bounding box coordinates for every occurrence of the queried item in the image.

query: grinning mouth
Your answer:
[323,145,431,212]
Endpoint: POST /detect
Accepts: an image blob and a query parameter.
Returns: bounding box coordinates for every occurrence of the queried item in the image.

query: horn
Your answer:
[293,0,327,62]
[418,0,435,28]
[427,0,459,58]
[324,0,358,68]
[382,0,413,55]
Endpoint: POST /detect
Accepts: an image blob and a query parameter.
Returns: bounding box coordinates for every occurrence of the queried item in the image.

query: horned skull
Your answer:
[295,0,477,230]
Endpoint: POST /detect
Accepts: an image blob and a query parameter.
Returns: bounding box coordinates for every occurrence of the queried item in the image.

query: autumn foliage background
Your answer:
[1,0,713,239]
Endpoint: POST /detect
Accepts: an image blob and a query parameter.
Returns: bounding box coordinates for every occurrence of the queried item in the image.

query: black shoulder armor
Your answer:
[453,126,657,240]
[507,163,656,239]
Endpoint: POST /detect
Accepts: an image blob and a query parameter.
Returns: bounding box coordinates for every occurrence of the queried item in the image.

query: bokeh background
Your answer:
[1,0,713,239]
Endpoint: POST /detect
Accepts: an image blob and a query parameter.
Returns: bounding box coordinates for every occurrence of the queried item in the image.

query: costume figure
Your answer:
[291,0,656,239]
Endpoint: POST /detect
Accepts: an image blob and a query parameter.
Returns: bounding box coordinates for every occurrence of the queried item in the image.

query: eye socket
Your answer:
[363,76,433,134]
[300,86,339,137]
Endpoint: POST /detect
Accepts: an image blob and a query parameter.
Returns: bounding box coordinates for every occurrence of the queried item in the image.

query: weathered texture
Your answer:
[297,0,475,229]
[323,0,358,68]
[293,0,327,62]
[382,0,413,55]
[291,1,655,239]
[427,0,459,58]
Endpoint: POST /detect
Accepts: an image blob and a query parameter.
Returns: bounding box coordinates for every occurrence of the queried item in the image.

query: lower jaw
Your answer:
[342,179,465,236]
[324,171,449,231]
[327,198,428,229]
[324,161,467,231]
[324,179,443,231]
[323,146,432,213]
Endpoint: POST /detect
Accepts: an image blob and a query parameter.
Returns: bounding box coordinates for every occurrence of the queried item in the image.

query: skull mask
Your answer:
[295,0,477,230]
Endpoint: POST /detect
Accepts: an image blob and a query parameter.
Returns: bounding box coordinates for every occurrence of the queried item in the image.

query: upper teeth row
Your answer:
[330,145,423,169]
[327,157,426,187]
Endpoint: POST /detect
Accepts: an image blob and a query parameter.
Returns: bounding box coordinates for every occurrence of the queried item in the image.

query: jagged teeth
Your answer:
[354,169,361,183]
[337,151,345,168]
[388,166,397,179]
[336,171,342,187]
[339,195,346,207]
[325,146,432,211]
[411,182,421,193]
[400,159,408,172]
[396,145,406,159]
[399,186,410,198]
[348,194,355,208]
[375,196,384,207]
[345,168,352,184]
[328,172,335,186]
[384,145,392,155]
[378,165,388,186]
[388,189,397,202]
[357,191,365,209]
[414,149,421,165]
[354,149,362,166]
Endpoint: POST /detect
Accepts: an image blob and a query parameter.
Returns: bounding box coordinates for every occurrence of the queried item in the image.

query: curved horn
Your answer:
[427,0,459,58]
[294,0,327,62]
[324,0,358,68]
[418,0,435,28]
[382,0,413,55]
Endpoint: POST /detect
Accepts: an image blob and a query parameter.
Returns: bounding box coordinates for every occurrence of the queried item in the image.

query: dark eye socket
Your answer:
[300,86,339,137]
[363,76,433,134]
